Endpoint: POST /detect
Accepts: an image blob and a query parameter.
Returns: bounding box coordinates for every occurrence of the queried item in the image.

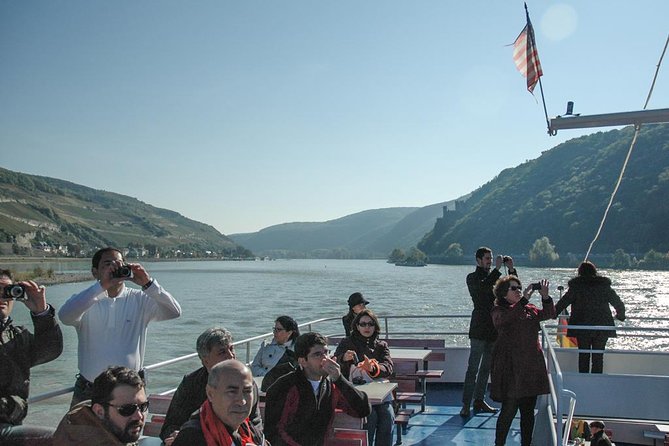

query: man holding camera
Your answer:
[1,268,63,445]
[461,247,518,417]
[59,247,181,407]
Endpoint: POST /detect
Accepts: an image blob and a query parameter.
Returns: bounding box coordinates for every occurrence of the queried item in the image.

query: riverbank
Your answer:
[39,272,92,285]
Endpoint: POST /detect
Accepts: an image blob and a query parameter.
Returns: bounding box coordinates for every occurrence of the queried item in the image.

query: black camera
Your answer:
[3,284,27,300]
[502,256,511,263]
[531,282,542,291]
[111,264,133,279]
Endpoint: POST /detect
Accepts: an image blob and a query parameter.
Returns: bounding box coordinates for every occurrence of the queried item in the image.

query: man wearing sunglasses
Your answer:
[54,366,148,445]
[461,247,518,417]
[264,332,371,446]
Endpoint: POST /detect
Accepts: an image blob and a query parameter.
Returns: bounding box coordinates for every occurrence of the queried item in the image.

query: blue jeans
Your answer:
[0,423,54,446]
[365,402,394,446]
[462,338,494,405]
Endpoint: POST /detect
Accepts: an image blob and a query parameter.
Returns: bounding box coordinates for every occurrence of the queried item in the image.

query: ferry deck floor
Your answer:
[399,383,636,446]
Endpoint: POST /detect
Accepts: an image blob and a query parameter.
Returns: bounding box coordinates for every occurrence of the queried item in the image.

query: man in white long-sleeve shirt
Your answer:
[59,247,182,407]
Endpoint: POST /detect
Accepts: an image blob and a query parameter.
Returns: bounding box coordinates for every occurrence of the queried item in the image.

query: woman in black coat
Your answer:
[555,261,625,373]
[490,276,555,446]
[335,309,394,446]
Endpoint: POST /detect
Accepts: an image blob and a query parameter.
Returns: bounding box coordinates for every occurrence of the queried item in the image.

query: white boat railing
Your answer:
[541,324,575,446]
[27,312,669,443]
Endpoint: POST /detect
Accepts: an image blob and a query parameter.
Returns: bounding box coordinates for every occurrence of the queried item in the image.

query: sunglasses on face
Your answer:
[272,327,286,332]
[358,322,375,328]
[509,285,523,291]
[105,401,150,417]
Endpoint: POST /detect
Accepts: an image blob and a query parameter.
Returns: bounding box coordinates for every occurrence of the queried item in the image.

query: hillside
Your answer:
[229,203,455,258]
[0,168,250,258]
[419,123,669,259]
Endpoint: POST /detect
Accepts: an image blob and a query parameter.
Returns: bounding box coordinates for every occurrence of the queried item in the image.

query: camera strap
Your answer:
[0,317,13,334]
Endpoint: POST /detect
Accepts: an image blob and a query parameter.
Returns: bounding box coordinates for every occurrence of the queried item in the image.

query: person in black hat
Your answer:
[589,421,612,446]
[342,292,370,337]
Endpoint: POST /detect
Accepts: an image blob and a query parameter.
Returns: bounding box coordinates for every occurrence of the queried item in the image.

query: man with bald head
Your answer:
[160,327,261,444]
[172,360,267,445]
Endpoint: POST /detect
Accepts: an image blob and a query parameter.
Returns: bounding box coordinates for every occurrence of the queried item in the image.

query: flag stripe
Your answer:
[513,22,543,93]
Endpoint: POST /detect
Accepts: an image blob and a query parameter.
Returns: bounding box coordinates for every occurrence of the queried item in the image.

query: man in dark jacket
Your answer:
[461,247,517,417]
[160,327,262,445]
[172,360,268,446]
[53,366,147,446]
[0,269,63,445]
[264,332,371,446]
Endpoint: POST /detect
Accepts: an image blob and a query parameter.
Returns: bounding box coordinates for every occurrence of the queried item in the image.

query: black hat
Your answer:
[589,421,605,429]
[348,292,369,309]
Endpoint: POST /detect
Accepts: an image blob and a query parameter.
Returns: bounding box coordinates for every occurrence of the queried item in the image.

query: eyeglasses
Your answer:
[509,285,523,291]
[105,401,150,417]
[309,349,330,359]
[272,327,286,333]
[357,322,375,328]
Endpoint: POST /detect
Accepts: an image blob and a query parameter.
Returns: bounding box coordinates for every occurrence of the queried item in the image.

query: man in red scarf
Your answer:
[172,360,267,445]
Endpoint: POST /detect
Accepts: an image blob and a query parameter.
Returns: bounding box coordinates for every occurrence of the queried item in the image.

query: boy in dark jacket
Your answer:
[264,332,371,446]
[589,421,613,446]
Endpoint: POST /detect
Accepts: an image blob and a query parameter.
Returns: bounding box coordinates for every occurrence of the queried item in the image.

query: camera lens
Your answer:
[118,266,131,277]
[5,284,25,300]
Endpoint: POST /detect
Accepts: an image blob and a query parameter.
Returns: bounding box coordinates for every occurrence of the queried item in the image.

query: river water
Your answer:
[7,259,669,427]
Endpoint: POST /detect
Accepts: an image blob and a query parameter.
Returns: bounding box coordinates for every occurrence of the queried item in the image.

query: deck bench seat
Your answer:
[394,413,411,445]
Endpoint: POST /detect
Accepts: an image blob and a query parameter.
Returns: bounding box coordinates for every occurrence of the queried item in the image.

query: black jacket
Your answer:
[555,275,625,338]
[590,430,613,446]
[342,312,355,337]
[265,368,371,446]
[172,412,266,446]
[465,266,502,341]
[0,305,63,425]
[334,332,393,380]
[160,366,262,441]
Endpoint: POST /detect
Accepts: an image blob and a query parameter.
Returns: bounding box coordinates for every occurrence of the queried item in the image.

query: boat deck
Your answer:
[400,383,637,446]
[400,383,512,446]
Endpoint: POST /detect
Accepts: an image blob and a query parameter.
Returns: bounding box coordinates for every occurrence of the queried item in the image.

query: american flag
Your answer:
[513,19,543,93]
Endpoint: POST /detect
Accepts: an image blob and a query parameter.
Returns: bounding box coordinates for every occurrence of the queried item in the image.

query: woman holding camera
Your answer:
[490,276,555,446]
[335,309,394,446]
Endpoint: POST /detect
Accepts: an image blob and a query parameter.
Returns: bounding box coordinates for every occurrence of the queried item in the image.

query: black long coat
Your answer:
[465,266,502,341]
[490,297,555,402]
[555,275,625,338]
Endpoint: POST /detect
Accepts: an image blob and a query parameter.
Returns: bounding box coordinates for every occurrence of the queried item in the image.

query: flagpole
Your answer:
[524,3,552,135]
[537,77,552,135]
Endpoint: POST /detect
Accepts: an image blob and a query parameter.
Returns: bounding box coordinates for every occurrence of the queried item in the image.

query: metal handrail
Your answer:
[27,313,669,411]
[542,325,572,445]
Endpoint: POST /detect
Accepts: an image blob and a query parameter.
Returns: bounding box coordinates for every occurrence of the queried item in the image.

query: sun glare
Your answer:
[540,3,578,42]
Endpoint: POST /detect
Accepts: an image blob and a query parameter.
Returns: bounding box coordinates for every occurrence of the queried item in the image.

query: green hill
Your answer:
[230,208,417,258]
[419,123,669,260]
[0,167,250,258]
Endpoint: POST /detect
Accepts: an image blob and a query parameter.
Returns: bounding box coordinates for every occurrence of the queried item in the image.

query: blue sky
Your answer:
[1,1,668,234]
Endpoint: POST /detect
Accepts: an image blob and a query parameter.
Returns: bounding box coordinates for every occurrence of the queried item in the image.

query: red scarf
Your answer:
[199,399,257,446]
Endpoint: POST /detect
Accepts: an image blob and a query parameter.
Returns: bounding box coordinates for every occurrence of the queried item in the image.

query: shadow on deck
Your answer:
[401,383,639,446]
